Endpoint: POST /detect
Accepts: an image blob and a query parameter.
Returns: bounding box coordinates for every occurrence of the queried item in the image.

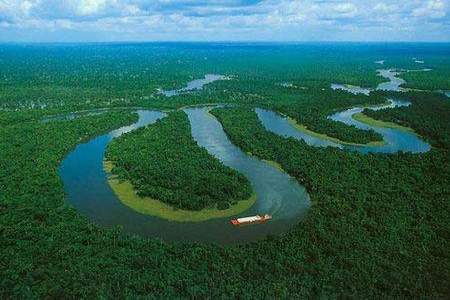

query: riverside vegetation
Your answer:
[1,42,449,298]
[105,111,252,212]
[363,91,450,149]
[211,105,449,297]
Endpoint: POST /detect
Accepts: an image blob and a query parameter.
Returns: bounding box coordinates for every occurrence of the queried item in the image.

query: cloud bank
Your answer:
[0,0,448,42]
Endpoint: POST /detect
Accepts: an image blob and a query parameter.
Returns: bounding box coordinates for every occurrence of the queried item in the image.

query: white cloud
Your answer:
[0,0,448,41]
[412,0,447,18]
[333,3,358,16]
[0,0,40,21]
[76,0,109,16]
[373,3,398,14]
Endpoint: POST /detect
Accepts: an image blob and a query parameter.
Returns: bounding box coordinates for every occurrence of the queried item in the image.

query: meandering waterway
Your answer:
[329,99,430,153]
[59,108,310,244]
[257,99,430,154]
[258,69,431,154]
[59,68,431,244]
[331,69,408,95]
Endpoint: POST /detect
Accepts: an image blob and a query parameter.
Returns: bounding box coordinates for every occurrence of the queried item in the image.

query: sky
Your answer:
[0,0,449,42]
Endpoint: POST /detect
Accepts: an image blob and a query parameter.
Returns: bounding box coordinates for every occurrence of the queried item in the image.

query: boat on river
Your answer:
[231,214,272,226]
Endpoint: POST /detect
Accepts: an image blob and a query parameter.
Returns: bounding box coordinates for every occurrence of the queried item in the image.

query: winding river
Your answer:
[331,68,432,95]
[59,67,431,244]
[257,98,430,154]
[59,108,310,244]
[258,69,431,154]
[331,69,407,95]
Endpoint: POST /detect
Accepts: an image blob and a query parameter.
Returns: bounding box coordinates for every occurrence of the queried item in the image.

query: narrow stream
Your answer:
[376,69,407,92]
[59,108,310,244]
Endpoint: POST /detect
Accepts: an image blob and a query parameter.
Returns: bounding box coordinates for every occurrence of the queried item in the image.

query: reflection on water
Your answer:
[276,68,431,153]
[57,64,434,243]
[160,74,227,97]
[186,107,309,219]
[60,108,310,244]
[109,110,161,138]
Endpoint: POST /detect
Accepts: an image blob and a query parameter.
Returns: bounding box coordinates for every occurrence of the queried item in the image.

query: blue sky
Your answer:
[0,0,449,42]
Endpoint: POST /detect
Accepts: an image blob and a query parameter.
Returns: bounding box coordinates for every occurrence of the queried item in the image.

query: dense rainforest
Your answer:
[211,106,450,297]
[401,66,450,91]
[106,111,252,211]
[259,88,386,144]
[1,43,447,145]
[1,43,449,298]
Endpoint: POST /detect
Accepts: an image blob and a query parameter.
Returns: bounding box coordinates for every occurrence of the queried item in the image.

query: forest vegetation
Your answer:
[352,112,415,133]
[364,91,450,149]
[1,43,449,298]
[211,106,449,298]
[105,110,252,211]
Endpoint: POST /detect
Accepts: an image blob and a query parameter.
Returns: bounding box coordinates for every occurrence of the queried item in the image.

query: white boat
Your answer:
[230,214,272,226]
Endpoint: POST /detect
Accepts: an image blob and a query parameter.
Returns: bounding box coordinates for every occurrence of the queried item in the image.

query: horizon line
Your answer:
[1,40,450,45]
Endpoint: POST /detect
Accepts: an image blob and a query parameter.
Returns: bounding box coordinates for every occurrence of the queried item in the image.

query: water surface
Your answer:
[329,99,430,153]
[59,108,310,244]
[256,108,342,149]
[376,69,407,92]
[258,99,430,154]
[331,69,408,94]
[331,83,371,95]
[160,74,227,97]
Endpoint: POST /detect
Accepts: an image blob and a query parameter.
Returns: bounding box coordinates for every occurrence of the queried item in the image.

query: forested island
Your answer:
[1,42,449,298]
[105,110,253,217]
